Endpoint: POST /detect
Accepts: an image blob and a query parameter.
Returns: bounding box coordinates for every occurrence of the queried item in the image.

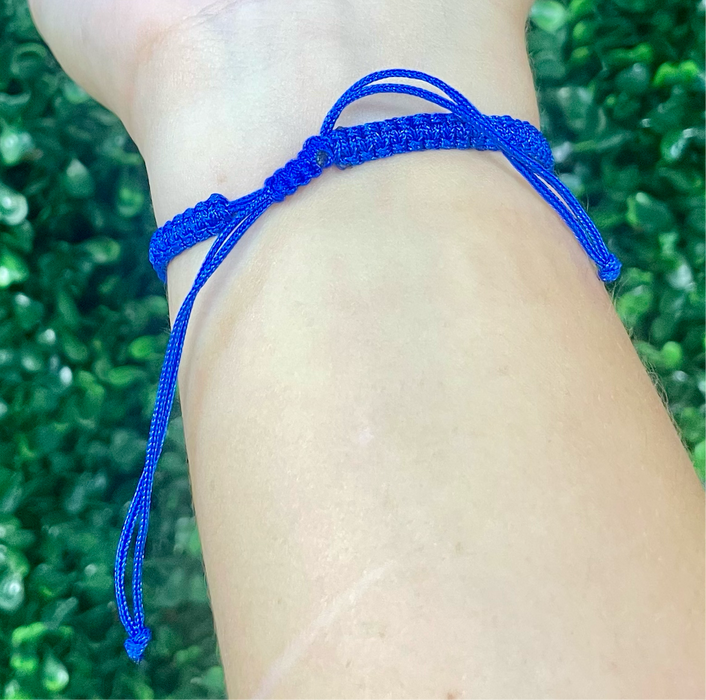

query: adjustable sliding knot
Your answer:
[149,192,237,283]
[124,626,151,663]
[118,68,623,667]
[488,114,554,169]
[263,136,332,203]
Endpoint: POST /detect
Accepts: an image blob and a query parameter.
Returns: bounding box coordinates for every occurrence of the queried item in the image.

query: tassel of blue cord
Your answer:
[114,68,622,663]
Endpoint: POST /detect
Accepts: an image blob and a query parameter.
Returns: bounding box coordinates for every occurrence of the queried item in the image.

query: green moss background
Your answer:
[0,0,703,697]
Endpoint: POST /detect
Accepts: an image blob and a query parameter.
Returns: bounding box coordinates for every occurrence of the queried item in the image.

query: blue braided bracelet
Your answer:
[114,68,622,664]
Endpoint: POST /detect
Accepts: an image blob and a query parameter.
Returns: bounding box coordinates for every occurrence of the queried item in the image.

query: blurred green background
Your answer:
[0,0,703,697]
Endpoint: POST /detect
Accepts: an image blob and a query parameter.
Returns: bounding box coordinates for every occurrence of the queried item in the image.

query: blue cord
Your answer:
[115,68,622,663]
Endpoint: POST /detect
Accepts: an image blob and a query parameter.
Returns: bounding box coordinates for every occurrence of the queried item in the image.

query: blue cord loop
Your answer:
[115,68,622,663]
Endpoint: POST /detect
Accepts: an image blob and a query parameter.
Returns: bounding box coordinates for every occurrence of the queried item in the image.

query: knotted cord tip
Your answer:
[598,256,622,283]
[124,627,152,663]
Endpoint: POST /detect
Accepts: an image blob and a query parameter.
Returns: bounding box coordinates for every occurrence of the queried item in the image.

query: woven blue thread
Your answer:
[116,68,622,664]
[148,113,554,283]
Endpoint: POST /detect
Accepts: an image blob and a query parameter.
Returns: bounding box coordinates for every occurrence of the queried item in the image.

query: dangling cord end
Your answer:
[124,626,152,663]
[598,255,622,283]
[503,155,623,285]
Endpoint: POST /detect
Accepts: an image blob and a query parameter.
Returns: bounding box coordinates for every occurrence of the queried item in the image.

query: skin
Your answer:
[29,1,704,697]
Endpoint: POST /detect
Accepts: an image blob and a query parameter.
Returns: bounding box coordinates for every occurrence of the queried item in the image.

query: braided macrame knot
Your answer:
[124,626,151,663]
[149,192,236,283]
[263,136,333,203]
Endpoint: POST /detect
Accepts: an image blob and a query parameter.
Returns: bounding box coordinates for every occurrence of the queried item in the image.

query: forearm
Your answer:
[125,3,703,697]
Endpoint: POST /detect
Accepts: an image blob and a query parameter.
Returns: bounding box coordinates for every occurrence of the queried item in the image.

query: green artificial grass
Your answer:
[0,0,703,696]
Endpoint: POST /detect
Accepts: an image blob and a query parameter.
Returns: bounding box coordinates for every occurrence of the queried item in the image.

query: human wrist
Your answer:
[124,0,539,227]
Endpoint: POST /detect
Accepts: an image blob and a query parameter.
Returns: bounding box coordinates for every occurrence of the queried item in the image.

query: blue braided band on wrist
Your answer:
[115,68,622,665]
[148,112,555,284]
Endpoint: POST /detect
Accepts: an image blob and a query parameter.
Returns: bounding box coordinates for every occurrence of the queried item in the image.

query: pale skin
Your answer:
[29,1,704,697]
